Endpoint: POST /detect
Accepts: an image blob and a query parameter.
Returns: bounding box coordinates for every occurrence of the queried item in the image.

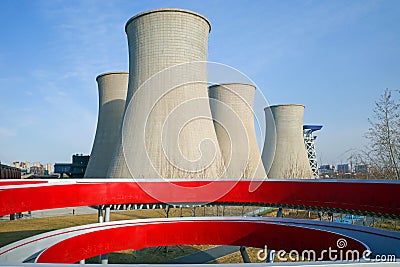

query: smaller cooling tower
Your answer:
[84,72,129,178]
[262,104,313,178]
[209,83,267,178]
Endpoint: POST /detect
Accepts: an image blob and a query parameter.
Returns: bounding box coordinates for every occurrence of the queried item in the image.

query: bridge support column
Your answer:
[105,206,110,222]
[98,206,103,223]
[277,208,283,218]
[100,205,110,264]
[240,246,250,263]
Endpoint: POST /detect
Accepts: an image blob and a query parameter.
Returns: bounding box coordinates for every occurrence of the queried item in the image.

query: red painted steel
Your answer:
[0,180,48,186]
[36,219,367,263]
[0,180,398,217]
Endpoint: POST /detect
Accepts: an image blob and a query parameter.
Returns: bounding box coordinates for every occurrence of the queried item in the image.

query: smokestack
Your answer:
[108,9,224,178]
[262,104,313,178]
[84,72,128,178]
[209,83,267,178]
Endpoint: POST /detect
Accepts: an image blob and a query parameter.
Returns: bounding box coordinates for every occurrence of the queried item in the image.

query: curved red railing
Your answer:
[0,179,399,217]
[35,218,367,263]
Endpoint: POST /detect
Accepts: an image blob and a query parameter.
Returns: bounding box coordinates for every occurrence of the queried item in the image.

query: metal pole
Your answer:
[98,206,103,223]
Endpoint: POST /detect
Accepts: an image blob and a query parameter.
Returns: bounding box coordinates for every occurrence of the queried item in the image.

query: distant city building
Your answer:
[45,163,53,174]
[54,154,90,178]
[30,166,45,176]
[11,161,54,175]
[32,162,42,168]
[0,163,21,179]
[337,164,351,174]
[319,164,335,178]
[318,162,371,179]
[355,164,369,174]
[70,154,90,178]
[54,163,71,177]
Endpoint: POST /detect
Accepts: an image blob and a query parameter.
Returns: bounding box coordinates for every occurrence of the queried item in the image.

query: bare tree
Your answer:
[364,89,400,179]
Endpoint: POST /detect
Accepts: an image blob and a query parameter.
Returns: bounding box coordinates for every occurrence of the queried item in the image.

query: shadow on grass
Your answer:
[0,230,55,248]
[85,246,204,264]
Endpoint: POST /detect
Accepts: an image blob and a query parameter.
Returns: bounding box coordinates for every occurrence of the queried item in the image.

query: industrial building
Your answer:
[84,72,129,178]
[303,125,323,178]
[209,83,266,178]
[79,8,320,180]
[0,164,21,179]
[54,154,89,178]
[107,9,224,178]
[262,104,313,178]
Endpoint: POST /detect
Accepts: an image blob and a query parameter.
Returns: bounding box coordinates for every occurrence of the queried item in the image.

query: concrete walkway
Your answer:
[167,246,240,263]
[0,206,97,221]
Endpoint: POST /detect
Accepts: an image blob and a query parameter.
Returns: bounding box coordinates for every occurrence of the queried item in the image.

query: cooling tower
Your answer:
[84,72,128,178]
[107,9,224,178]
[208,83,267,178]
[261,104,313,178]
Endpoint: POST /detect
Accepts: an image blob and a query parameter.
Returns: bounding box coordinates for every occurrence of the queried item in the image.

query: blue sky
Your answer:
[0,0,399,166]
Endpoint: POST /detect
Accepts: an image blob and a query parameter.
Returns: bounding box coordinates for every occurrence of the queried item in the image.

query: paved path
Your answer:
[167,245,240,263]
[0,206,97,221]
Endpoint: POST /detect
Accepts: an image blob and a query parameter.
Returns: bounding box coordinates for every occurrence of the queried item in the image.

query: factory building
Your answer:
[84,72,128,178]
[80,8,321,180]
[107,9,224,178]
[262,104,313,178]
[209,83,266,178]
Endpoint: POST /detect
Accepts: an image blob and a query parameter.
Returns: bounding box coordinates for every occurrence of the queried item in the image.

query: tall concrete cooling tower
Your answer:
[84,72,128,178]
[107,9,224,178]
[209,83,267,178]
[261,104,313,178]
